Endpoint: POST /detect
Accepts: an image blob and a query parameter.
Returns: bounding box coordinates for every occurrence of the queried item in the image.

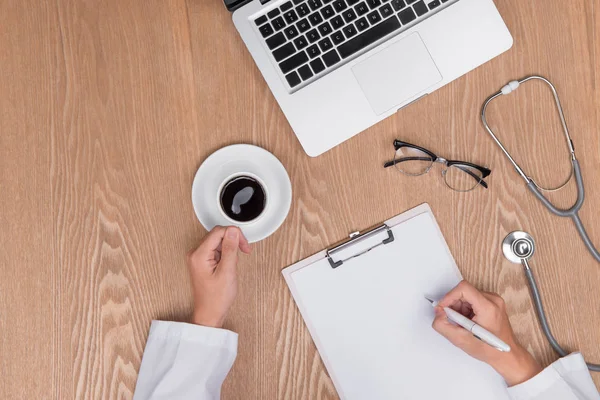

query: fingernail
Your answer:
[227,227,239,239]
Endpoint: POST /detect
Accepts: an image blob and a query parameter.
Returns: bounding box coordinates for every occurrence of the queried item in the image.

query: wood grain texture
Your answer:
[0,0,599,398]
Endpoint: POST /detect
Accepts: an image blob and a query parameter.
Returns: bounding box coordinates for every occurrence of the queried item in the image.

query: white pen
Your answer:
[425,297,511,352]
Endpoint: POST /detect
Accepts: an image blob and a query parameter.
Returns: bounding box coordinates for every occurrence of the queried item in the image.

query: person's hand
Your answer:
[432,280,542,386]
[186,226,252,328]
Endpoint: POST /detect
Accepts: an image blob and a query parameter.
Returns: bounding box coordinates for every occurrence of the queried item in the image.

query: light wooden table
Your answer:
[1,0,599,398]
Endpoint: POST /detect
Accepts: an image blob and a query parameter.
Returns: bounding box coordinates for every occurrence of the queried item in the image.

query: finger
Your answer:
[449,299,463,312]
[449,299,473,318]
[438,281,495,316]
[187,227,227,270]
[432,306,481,350]
[457,300,474,318]
[217,227,240,275]
[213,229,251,254]
[238,230,252,254]
[196,226,227,255]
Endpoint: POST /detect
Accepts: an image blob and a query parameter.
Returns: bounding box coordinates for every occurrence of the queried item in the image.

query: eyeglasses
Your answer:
[384,140,491,192]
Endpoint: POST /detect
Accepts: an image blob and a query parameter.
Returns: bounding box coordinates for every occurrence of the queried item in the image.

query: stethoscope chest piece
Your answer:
[502,231,535,264]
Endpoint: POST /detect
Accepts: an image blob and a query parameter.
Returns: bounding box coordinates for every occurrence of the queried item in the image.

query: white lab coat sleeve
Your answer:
[133,320,238,400]
[507,353,600,400]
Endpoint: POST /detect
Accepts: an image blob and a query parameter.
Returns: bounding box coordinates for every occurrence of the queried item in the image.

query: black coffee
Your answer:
[219,176,266,222]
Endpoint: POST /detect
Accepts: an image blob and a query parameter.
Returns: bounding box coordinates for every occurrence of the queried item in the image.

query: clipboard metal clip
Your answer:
[326,224,395,269]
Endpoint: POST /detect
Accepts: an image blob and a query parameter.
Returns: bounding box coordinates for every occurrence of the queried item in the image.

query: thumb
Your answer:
[432,306,476,350]
[218,227,240,274]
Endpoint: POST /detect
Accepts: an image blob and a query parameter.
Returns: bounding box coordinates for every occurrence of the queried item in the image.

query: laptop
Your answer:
[229,0,513,156]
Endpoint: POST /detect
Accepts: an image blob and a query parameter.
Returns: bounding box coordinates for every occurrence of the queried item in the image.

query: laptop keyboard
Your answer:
[254,0,451,90]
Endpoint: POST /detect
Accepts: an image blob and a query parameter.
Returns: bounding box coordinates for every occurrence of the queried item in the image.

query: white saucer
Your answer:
[191,144,292,243]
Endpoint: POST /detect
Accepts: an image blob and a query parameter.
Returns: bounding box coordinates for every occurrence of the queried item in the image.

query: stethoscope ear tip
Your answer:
[501,80,520,95]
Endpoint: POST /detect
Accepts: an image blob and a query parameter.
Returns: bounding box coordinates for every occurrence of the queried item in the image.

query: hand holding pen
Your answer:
[432,281,542,387]
[426,296,511,352]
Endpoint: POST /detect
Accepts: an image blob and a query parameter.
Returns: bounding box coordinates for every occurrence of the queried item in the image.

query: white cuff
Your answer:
[507,353,593,400]
[134,321,238,400]
[148,320,238,349]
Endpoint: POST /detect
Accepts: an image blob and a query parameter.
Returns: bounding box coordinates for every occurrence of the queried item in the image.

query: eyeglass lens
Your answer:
[444,164,484,192]
[393,147,434,176]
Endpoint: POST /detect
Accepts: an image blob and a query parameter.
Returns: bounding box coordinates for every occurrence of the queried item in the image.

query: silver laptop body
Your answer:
[232,0,512,156]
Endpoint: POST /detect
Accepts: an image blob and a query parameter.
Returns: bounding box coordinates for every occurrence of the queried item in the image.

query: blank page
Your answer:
[288,213,509,399]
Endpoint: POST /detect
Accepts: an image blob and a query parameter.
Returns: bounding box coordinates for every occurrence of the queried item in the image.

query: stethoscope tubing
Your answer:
[524,265,600,372]
[482,75,600,371]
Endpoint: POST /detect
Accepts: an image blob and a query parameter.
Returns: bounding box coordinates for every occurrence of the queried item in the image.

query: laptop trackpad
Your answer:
[352,33,442,115]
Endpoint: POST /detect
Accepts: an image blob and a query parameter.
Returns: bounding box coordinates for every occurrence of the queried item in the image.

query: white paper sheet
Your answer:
[283,209,510,399]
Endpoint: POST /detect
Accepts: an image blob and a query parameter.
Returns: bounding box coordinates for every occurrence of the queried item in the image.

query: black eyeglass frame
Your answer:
[384,140,492,190]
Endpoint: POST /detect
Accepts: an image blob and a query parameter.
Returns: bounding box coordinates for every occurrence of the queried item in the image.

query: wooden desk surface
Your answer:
[1,0,599,398]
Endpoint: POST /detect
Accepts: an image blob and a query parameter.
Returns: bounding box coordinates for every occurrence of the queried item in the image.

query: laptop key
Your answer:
[366,0,381,9]
[331,31,345,44]
[306,28,321,42]
[297,3,310,16]
[398,7,416,24]
[342,9,357,23]
[297,18,311,32]
[355,17,369,31]
[273,42,296,61]
[255,15,268,26]
[428,0,440,9]
[355,2,369,15]
[379,4,393,17]
[413,1,428,16]
[339,16,400,58]
[272,16,286,30]
[310,58,326,73]
[318,21,332,36]
[333,0,347,12]
[322,49,341,67]
[285,10,299,23]
[259,23,275,37]
[285,25,299,39]
[285,71,302,87]
[298,64,314,80]
[266,32,286,49]
[342,24,358,37]
[294,35,309,49]
[307,44,321,58]
[279,51,309,73]
[331,15,345,29]
[281,1,293,11]
[391,0,405,10]
[293,0,304,4]
[367,10,381,24]
[318,37,333,51]
[321,5,335,18]
[308,12,323,25]
[267,9,281,18]
[308,0,323,10]
[347,0,360,5]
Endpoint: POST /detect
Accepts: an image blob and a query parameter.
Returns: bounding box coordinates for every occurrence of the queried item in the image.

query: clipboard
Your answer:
[282,204,510,400]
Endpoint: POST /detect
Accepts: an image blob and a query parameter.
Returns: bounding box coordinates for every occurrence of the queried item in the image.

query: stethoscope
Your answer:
[481,75,600,371]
